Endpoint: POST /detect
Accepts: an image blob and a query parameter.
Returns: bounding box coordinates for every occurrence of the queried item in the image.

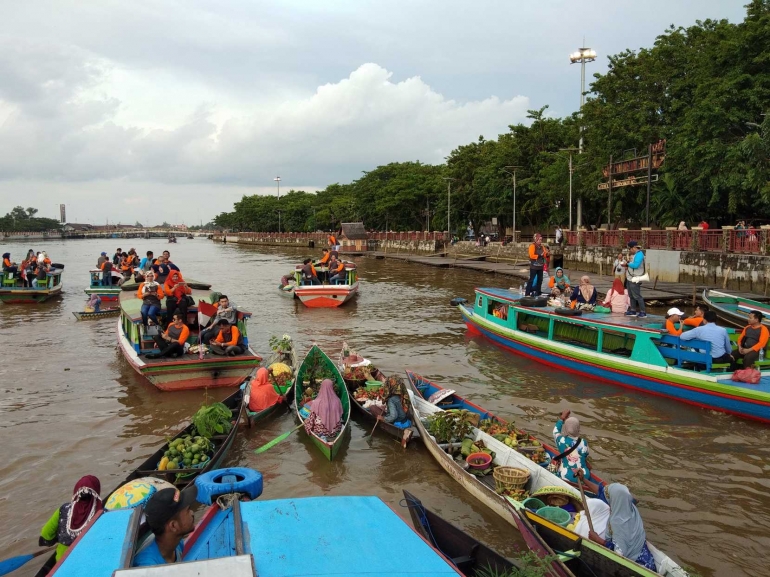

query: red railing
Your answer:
[698,230,723,252]
[672,231,692,250]
[646,230,668,249]
[602,230,620,247]
[583,231,599,246]
[729,230,760,253]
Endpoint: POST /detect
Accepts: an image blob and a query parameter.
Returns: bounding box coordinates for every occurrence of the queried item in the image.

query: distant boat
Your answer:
[703,289,770,328]
[72,308,120,321]
[292,261,359,308]
[84,269,122,303]
[0,266,63,304]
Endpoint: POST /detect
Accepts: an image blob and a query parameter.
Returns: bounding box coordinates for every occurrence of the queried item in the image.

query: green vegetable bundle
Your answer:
[192,402,234,438]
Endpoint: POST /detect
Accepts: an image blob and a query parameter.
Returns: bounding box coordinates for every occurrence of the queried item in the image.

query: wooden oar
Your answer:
[576,476,595,534]
[364,418,380,440]
[253,424,303,454]
[0,547,54,577]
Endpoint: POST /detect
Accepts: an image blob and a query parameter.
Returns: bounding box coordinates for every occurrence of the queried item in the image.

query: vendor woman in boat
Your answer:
[552,409,593,483]
[375,375,410,426]
[548,267,571,297]
[248,367,284,412]
[304,379,343,438]
[39,475,102,562]
[576,471,657,572]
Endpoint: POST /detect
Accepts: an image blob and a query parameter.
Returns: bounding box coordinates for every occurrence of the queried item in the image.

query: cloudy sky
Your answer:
[0,1,746,226]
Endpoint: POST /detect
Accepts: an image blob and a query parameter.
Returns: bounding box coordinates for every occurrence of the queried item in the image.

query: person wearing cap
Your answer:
[527,233,549,296]
[665,308,686,336]
[96,252,108,268]
[133,486,196,566]
[624,241,646,318]
[680,310,734,370]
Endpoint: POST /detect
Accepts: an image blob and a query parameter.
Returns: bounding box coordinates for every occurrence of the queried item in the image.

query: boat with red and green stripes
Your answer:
[457,287,770,423]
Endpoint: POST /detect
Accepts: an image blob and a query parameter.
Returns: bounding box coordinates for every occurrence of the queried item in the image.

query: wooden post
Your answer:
[692,284,697,307]
[653,275,659,290]
[722,267,731,289]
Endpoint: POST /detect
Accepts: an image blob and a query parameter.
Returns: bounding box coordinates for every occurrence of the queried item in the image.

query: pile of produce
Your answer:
[159,435,214,471]
[426,410,476,443]
[191,402,234,437]
[496,486,530,500]
[342,365,375,381]
[480,419,549,464]
[353,386,383,402]
[300,356,339,406]
[269,362,292,376]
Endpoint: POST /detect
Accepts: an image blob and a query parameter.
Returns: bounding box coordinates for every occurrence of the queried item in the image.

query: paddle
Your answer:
[576,476,595,534]
[364,418,380,440]
[253,424,304,454]
[0,547,54,577]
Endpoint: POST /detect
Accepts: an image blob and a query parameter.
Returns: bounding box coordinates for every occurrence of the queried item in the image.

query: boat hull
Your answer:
[295,282,358,308]
[72,309,120,320]
[0,283,62,303]
[703,289,770,328]
[84,287,121,302]
[460,305,770,423]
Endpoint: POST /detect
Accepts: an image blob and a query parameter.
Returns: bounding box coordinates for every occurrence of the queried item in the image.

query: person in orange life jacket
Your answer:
[209,319,244,356]
[735,311,769,369]
[665,307,685,336]
[327,233,337,248]
[683,304,708,327]
[300,258,320,285]
[163,270,189,323]
[328,256,345,283]
[200,294,238,344]
[526,234,549,296]
[137,271,164,327]
[100,258,115,286]
[2,252,17,274]
[146,313,189,359]
[316,249,331,282]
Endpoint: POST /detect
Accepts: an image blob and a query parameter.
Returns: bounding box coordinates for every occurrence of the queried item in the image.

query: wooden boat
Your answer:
[293,345,351,460]
[703,288,770,328]
[72,308,120,321]
[340,346,420,445]
[244,340,299,426]
[292,261,359,308]
[116,279,261,391]
[83,269,122,303]
[406,371,606,487]
[0,266,63,303]
[458,287,770,423]
[49,469,462,576]
[402,490,519,576]
[407,385,687,577]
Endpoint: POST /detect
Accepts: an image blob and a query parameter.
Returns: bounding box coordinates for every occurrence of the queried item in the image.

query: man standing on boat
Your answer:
[527,233,549,296]
[624,241,647,318]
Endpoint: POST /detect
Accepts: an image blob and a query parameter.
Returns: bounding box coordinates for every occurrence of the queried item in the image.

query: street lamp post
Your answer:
[274,176,281,233]
[558,148,580,230]
[569,46,596,228]
[442,177,455,240]
[502,166,521,242]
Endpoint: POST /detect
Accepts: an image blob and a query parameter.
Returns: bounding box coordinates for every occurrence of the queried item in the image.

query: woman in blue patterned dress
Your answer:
[552,409,592,483]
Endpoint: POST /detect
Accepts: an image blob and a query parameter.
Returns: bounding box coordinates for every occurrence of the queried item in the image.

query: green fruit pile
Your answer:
[163,435,213,470]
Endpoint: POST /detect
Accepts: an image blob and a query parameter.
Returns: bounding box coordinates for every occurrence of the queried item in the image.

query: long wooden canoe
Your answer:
[72,308,120,321]
[703,289,770,328]
[402,490,518,576]
[407,384,686,577]
[244,341,299,426]
[294,345,350,460]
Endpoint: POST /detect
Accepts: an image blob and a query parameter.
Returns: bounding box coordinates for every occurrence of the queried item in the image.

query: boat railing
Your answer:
[656,335,719,371]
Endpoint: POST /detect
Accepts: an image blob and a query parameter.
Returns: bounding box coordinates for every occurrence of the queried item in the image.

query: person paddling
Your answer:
[39,476,102,562]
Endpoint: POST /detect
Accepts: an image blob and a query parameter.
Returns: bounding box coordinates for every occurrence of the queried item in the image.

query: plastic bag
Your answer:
[731,368,760,384]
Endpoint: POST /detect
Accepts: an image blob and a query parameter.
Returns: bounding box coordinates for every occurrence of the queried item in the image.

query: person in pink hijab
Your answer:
[304,379,343,438]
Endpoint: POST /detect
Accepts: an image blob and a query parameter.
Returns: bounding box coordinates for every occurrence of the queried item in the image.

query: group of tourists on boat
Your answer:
[2,249,54,287]
[297,248,346,285]
[96,247,179,287]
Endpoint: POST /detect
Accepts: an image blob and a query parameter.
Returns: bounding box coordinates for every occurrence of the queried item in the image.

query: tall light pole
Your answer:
[569,45,596,228]
[274,176,281,233]
[558,148,580,230]
[502,166,521,242]
[442,177,455,239]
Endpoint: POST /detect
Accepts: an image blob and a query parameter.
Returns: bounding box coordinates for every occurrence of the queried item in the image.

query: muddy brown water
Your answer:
[0,239,768,576]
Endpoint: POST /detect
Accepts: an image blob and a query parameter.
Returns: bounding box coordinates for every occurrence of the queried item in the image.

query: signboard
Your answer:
[59,204,66,223]
[491,217,498,225]
[601,139,666,179]
[597,174,659,191]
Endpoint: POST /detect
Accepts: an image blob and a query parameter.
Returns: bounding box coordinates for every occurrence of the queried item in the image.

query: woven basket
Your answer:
[493,466,530,492]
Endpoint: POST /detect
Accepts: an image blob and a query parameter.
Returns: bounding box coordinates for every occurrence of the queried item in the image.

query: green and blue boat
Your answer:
[457,287,770,424]
[703,289,770,328]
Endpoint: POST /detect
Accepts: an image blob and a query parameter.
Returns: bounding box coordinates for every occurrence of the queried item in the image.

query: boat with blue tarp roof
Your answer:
[456,287,770,423]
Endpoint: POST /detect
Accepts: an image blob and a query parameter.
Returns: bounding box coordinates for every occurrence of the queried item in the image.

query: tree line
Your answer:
[216,2,766,235]
[0,206,62,233]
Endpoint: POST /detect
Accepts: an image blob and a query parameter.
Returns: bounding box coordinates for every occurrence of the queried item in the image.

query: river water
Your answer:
[0,239,768,576]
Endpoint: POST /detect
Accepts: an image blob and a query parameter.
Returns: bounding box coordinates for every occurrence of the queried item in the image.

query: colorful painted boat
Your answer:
[0,266,63,303]
[49,468,461,576]
[406,371,605,486]
[244,340,298,426]
[458,287,770,423]
[293,345,350,460]
[83,269,122,302]
[402,490,519,576]
[703,289,770,328]
[407,387,686,577]
[72,308,120,321]
[117,281,261,391]
[292,261,359,308]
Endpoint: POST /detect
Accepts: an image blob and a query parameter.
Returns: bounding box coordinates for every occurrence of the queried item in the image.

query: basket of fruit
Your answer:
[158,435,213,477]
[492,466,530,493]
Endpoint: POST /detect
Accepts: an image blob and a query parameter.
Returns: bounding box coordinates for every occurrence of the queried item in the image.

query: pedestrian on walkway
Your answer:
[624,241,646,318]
[527,233,549,296]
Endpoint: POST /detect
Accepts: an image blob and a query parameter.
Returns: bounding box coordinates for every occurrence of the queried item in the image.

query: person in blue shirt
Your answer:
[624,241,647,318]
[133,486,196,567]
[679,310,734,370]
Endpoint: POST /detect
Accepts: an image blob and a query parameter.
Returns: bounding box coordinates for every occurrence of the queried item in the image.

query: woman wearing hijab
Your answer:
[602,277,630,313]
[570,275,597,309]
[248,367,283,412]
[304,379,343,438]
[2,252,17,274]
[39,475,102,561]
[548,267,571,297]
[376,375,410,426]
[85,293,102,313]
[552,409,592,483]
[588,483,657,571]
